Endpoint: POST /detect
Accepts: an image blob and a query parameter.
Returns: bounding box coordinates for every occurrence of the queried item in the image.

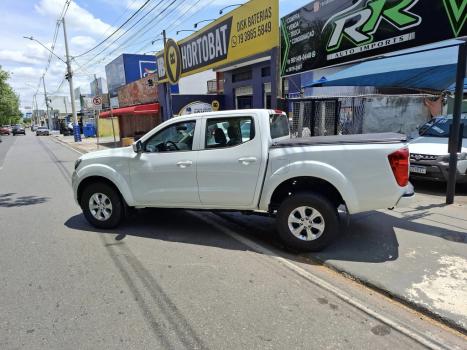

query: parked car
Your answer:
[0,125,11,135]
[36,127,50,136]
[31,125,39,132]
[72,109,414,251]
[12,124,25,135]
[409,114,467,183]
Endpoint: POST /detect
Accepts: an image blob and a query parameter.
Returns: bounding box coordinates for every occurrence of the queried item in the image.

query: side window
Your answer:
[205,117,255,149]
[144,121,196,153]
[270,113,290,139]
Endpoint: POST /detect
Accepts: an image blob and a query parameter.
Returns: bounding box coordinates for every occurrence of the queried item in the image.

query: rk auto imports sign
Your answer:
[281,0,467,76]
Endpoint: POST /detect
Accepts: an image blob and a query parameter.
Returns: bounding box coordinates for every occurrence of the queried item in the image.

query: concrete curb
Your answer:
[316,258,466,336]
[51,136,89,154]
[214,212,467,336]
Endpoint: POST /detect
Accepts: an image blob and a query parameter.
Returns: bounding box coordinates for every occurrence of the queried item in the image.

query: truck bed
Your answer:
[272,133,407,148]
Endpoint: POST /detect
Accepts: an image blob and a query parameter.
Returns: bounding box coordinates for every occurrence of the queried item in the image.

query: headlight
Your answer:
[74,158,82,170]
[441,153,467,162]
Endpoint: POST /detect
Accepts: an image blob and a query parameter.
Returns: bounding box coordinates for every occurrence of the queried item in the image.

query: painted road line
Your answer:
[191,211,453,350]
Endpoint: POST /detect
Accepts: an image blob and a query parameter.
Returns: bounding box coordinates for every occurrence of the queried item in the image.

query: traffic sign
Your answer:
[92,96,102,106]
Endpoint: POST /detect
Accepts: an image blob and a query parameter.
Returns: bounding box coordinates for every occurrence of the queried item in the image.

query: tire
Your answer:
[81,182,124,229]
[276,193,339,252]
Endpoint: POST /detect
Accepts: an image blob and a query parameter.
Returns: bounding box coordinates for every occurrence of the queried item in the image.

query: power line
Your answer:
[132,0,206,54]
[78,0,169,65]
[73,0,153,58]
[73,0,173,69]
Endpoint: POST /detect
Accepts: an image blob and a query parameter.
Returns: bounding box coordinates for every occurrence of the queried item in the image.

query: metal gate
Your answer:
[290,97,365,138]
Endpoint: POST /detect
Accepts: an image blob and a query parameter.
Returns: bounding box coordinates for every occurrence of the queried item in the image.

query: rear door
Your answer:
[196,114,262,207]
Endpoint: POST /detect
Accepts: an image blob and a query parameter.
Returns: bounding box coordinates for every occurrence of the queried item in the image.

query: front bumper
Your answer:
[410,159,467,183]
[72,170,80,205]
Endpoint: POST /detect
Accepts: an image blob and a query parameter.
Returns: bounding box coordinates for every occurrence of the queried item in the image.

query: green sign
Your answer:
[281,0,467,76]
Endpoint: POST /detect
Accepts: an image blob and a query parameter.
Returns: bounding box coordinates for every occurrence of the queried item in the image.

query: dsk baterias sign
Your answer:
[281,0,467,76]
[157,0,279,84]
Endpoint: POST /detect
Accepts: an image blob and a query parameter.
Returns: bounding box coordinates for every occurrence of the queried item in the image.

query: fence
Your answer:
[290,97,366,138]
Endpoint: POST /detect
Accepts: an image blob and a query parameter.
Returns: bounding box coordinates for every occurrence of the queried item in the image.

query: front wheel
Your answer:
[276,193,340,252]
[81,182,123,229]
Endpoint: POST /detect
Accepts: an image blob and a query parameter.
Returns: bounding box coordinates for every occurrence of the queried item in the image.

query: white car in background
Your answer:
[409,115,467,183]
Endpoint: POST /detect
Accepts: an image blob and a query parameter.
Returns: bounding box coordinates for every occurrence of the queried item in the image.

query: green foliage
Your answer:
[0,66,21,125]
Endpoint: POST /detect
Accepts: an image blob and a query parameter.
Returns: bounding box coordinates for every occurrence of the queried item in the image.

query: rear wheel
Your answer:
[276,193,339,252]
[81,182,123,229]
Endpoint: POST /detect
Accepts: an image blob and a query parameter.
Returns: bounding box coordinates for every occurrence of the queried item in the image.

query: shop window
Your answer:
[232,69,252,83]
[261,67,271,77]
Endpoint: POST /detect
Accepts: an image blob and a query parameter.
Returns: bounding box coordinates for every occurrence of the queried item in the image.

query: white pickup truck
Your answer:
[72,109,414,251]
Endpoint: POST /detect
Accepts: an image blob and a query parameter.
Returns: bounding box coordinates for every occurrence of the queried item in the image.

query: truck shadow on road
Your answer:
[64,206,466,266]
[0,193,49,208]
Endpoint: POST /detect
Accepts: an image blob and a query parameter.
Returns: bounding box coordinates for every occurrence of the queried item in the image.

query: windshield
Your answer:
[420,115,467,138]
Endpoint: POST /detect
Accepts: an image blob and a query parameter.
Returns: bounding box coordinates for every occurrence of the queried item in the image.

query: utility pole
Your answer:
[62,17,81,142]
[162,30,173,120]
[42,75,52,130]
[446,42,467,204]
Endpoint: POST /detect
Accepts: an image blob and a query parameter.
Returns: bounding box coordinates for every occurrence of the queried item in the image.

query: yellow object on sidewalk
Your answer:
[121,137,134,147]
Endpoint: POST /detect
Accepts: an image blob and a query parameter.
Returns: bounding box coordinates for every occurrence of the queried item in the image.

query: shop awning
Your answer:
[448,78,467,93]
[100,103,160,118]
[305,44,461,91]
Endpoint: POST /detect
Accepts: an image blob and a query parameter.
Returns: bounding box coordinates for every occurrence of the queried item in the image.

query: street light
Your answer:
[151,38,163,45]
[24,17,81,142]
[193,19,216,28]
[176,30,195,35]
[23,36,67,64]
[219,4,243,14]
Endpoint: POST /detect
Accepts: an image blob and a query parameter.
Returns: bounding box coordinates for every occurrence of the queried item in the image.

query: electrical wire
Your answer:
[73,0,153,58]
[74,0,169,67]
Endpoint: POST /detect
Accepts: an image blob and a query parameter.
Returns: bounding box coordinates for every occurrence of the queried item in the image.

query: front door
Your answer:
[197,115,262,207]
[129,120,200,206]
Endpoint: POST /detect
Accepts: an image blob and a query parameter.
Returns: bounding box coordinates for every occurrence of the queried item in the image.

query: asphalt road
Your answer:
[0,134,465,349]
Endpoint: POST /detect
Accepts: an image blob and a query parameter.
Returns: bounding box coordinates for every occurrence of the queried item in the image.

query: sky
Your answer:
[0,0,312,112]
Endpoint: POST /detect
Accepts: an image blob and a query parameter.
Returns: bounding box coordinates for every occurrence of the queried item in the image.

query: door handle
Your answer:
[238,157,257,165]
[177,160,193,168]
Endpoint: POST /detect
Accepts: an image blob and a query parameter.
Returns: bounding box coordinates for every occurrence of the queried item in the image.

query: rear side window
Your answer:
[270,113,290,139]
[205,117,255,149]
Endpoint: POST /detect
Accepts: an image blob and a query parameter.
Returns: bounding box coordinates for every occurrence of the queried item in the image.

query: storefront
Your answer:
[99,103,160,141]
[218,48,279,110]
[156,0,279,118]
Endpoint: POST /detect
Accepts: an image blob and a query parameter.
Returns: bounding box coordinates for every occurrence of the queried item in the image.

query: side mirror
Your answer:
[132,140,143,153]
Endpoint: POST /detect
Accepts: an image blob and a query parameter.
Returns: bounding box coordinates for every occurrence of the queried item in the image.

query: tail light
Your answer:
[388,148,409,187]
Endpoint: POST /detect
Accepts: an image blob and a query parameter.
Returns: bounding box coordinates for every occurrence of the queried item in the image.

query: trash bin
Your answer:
[83,123,96,138]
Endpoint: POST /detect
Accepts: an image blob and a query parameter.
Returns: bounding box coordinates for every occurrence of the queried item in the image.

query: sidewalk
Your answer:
[53,134,120,153]
[217,191,467,333]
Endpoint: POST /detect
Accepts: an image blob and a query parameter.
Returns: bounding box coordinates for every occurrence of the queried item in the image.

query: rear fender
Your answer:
[260,160,360,213]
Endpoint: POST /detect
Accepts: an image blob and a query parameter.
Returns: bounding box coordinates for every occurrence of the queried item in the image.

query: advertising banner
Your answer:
[281,0,467,76]
[117,74,158,108]
[158,0,279,84]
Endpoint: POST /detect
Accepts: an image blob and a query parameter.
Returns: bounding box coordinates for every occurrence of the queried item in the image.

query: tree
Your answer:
[0,66,21,125]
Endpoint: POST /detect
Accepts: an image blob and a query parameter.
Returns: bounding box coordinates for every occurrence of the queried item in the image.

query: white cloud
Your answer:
[0,50,41,65]
[35,0,114,36]
[70,35,96,49]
